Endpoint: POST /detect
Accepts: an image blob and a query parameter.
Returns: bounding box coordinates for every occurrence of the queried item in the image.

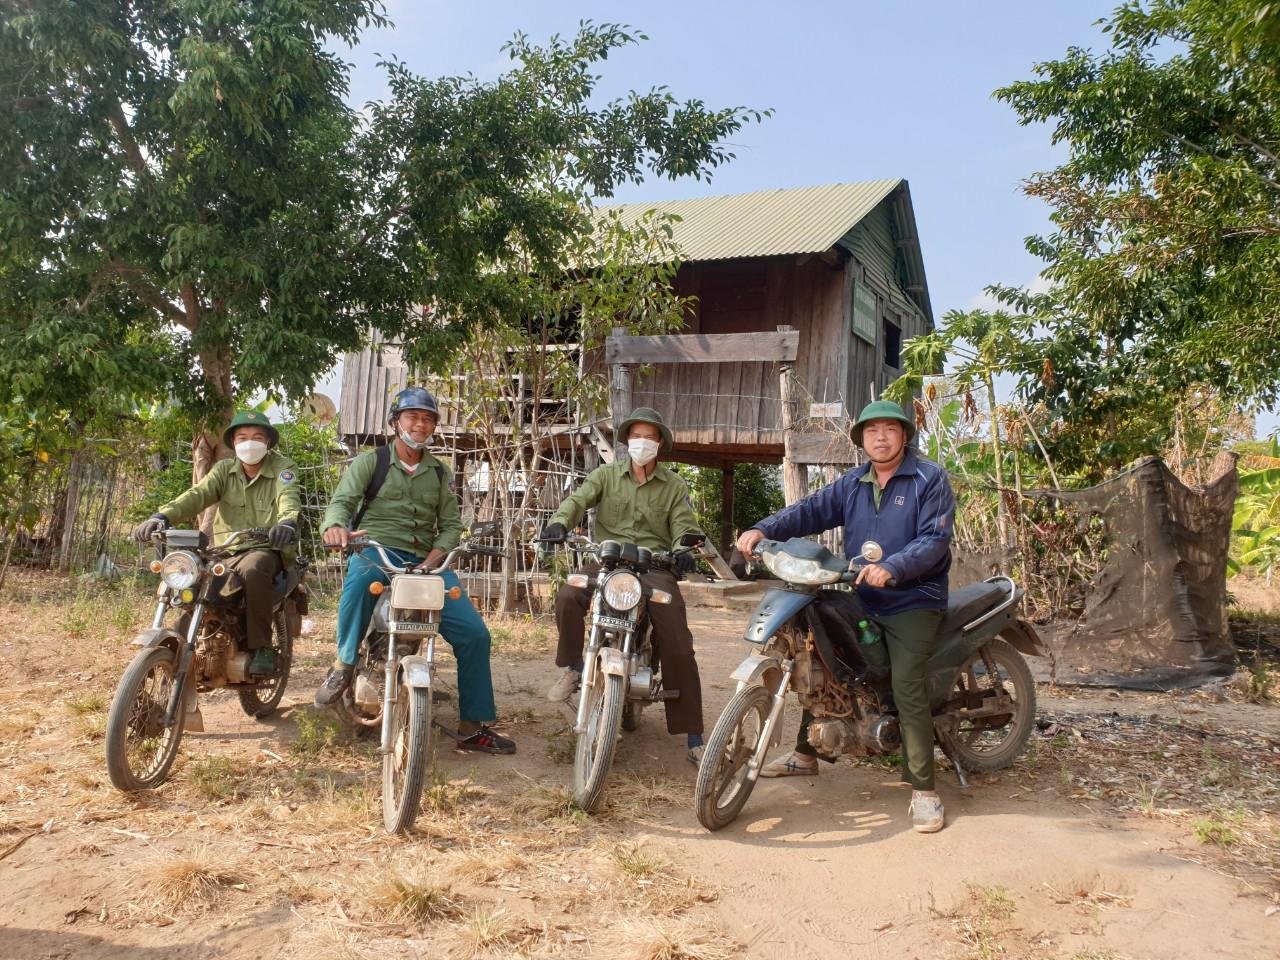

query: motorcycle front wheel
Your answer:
[694,684,772,831]
[572,670,625,813]
[105,646,186,791]
[239,610,294,718]
[948,637,1036,772]
[382,681,432,834]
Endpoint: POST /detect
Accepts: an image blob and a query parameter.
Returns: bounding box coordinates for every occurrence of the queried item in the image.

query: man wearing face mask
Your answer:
[539,407,708,764]
[131,410,301,676]
[313,387,515,755]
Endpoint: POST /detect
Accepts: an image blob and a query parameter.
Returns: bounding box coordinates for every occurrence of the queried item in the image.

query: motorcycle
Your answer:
[544,534,688,812]
[693,536,1044,831]
[105,528,307,791]
[331,525,504,834]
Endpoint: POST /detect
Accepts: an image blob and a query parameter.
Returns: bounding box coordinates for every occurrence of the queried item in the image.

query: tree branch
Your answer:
[106,101,151,181]
[100,260,192,328]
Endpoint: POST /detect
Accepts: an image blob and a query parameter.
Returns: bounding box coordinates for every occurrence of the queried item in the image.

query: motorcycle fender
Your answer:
[399,655,432,689]
[597,647,628,678]
[1000,619,1047,658]
[131,628,183,653]
[742,588,815,645]
[729,653,783,687]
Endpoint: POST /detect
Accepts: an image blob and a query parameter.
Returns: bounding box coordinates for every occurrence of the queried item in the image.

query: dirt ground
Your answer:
[1,572,1278,960]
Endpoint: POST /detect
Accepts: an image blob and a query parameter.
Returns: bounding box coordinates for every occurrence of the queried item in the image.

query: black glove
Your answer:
[539,522,567,543]
[679,531,706,548]
[268,520,298,548]
[675,551,697,574]
[133,514,168,543]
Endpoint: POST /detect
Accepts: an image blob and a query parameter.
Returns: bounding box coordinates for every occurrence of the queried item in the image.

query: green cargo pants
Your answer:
[792,608,943,791]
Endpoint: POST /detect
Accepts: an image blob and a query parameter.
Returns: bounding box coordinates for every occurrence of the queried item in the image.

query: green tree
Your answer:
[1,7,762,477]
[994,0,1280,413]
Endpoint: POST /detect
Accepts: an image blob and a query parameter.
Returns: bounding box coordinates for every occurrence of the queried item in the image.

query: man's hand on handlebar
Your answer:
[735,528,765,558]
[322,526,367,550]
[414,548,446,572]
[537,522,567,544]
[855,563,895,588]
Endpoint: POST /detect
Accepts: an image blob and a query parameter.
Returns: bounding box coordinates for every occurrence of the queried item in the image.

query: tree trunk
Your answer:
[779,358,808,505]
[58,447,86,573]
[985,371,1011,550]
[194,346,235,533]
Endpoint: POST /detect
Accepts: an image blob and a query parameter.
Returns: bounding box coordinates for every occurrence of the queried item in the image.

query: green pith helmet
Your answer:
[617,407,674,452]
[222,410,280,448]
[850,399,916,447]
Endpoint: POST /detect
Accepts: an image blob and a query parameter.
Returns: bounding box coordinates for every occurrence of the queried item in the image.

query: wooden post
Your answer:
[720,465,735,558]
[609,331,635,461]
[778,336,808,505]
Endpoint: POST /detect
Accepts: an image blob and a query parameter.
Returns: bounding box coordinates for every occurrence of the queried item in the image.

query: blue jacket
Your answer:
[753,450,955,616]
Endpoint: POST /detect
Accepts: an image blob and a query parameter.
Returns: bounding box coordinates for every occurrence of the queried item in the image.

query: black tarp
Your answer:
[953,456,1238,690]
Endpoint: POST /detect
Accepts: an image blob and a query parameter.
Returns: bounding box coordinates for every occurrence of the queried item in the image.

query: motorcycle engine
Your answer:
[353,673,383,710]
[795,636,901,757]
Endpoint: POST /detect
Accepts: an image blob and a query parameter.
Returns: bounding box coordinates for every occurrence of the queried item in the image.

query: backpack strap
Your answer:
[350,445,393,530]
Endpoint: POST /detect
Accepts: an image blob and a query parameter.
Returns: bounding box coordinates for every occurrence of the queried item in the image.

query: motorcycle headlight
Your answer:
[160,550,203,590]
[760,549,842,585]
[601,571,642,612]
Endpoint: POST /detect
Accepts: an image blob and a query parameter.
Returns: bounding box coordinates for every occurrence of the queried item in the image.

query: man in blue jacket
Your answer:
[736,399,955,833]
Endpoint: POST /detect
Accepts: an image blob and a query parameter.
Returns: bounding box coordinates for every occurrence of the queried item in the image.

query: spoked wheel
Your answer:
[105,647,186,791]
[239,610,294,718]
[572,668,625,813]
[948,637,1036,772]
[694,684,772,831]
[382,681,432,834]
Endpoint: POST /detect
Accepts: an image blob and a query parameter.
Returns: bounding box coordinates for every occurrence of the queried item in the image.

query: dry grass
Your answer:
[449,905,523,958]
[486,616,555,659]
[366,868,461,925]
[440,847,529,885]
[601,917,739,960]
[138,846,243,913]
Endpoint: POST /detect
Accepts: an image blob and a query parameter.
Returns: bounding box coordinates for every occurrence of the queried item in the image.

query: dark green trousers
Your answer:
[793,608,943,791]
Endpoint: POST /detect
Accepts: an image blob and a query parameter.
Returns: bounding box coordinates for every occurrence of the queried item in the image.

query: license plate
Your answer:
[596,615,634,631]
[390,621,438,634]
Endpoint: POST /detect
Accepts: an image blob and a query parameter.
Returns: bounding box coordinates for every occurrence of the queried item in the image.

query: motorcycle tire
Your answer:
[239,610,294,718]
[105,646,186,791]
[572,670,625,813]
[948,637,1036,772]
[383,681,432,834]
[694,683,772,831]
[621,700,643,731]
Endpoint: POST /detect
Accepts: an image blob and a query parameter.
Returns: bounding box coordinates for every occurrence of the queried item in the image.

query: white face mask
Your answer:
[627,437,660,466]
[399,430,429,451]
[234,439,269,465]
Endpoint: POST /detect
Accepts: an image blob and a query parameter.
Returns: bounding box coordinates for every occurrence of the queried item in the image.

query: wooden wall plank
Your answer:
[605,330,800,365]
[786,431,860,465]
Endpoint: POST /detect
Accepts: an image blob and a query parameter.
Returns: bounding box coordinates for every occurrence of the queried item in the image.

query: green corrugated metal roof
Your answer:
[597,179,903,262]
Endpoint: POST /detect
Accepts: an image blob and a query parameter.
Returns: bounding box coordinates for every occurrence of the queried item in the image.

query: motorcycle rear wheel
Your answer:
[948,637,1036,772]
[383,681,432,834]
[694,684,772,831]
[105,646,186,791]
[239,610,294,718]
[572,670,625,813]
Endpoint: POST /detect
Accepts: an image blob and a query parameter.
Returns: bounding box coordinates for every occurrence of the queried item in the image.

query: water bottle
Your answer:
[857,618,888,668]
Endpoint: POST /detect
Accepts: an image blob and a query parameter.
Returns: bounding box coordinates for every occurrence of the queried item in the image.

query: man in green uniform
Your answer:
[313,387,514,755]
[539,407,707,764]
[132,410,301,675]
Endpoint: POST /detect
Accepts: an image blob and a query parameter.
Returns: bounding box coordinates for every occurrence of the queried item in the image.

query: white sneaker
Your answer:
[547,666,581,701]
[909,792,944,833]
[759,751,820,778]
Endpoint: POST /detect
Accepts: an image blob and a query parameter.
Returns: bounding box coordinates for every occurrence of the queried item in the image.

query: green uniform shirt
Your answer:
[158,451,302,556]
[859,469,885,510]
[321,448,462,556]
[549,459,700,553]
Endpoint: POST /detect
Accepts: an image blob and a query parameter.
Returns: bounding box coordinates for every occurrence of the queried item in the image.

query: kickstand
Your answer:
[934,726,969,789]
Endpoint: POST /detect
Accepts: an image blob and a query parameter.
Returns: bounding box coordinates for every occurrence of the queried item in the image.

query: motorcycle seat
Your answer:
[939,581,1011,634]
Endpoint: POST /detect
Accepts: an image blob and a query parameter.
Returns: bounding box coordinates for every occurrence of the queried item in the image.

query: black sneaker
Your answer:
[456,725,516,755]
[249,647,276,676]
[313,665,353,706]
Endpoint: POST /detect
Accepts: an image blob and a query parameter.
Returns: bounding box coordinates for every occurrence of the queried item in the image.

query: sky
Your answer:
[313,0,1276,438]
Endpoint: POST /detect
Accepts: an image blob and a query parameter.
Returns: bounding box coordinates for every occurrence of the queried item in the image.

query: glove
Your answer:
[679,531,706,548]
[268,520,298,548]
[133,514,168,543]
[539,522,567,543]
[675,551,697,575]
